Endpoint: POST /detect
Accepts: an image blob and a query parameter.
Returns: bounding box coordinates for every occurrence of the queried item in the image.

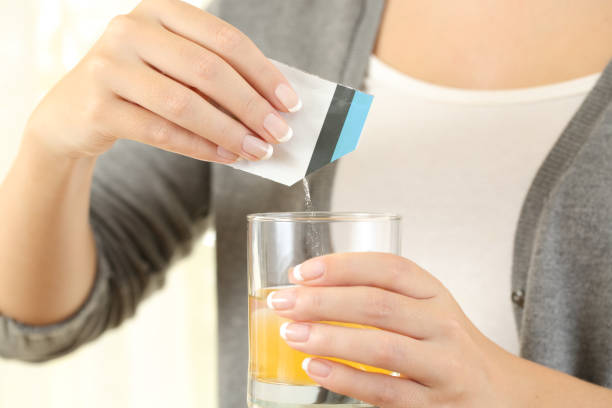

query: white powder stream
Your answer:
[302,178,322,257]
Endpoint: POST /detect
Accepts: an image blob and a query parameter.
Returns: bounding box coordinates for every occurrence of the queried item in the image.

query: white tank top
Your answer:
[331,56,600,354]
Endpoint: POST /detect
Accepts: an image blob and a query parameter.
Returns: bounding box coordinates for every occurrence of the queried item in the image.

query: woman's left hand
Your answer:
[267,252,511,408]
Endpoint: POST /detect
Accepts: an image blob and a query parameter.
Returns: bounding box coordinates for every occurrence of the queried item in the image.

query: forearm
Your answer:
[0,132,97,325]
[497,348,612,407]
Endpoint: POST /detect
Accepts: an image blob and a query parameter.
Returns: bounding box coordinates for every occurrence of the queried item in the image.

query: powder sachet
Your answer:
[230,60,373,186]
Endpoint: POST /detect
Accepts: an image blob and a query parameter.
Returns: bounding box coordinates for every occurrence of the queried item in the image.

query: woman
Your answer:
[1,0,612,406]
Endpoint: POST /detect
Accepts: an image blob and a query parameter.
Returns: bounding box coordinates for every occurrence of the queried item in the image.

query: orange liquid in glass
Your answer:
[249,287,392,386]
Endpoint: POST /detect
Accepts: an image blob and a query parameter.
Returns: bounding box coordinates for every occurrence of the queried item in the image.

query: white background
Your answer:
[0,1,219,407]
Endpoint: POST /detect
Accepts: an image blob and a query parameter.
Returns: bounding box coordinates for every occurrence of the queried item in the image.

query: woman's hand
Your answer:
[268,253,612,407]
[266,252,511,407]
[25,0,300,162]
[0,0,301,325]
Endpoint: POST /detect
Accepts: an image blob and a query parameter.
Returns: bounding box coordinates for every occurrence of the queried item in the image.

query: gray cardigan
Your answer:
[2,1,612,407]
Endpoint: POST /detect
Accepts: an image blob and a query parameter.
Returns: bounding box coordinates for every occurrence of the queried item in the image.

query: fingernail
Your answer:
[275,83,302,113]
[293,261,325,281]
[302,358,331,378]
[280,322,310,342]
[264,113,293,142]
[267,290,296,310]
[217,146,239,161]
[242,135,273,160]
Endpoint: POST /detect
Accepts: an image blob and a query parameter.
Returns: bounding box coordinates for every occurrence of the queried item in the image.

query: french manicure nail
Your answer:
[264,113,293,142]
[217,146,239,161]
[267,290,296,310]
[280,322,310,342]
[242,135,273,160]
[293,261,325,281]
[302,358,331,378]
[275,83,302,113]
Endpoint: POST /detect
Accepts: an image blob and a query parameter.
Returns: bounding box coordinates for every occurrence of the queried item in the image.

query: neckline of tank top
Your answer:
[368,55,602,106]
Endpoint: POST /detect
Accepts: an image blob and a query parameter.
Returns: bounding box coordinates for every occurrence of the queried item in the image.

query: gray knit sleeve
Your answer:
[0,140,211,362]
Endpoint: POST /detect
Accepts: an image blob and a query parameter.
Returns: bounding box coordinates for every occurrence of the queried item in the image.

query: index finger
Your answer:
[136,0,302,113]
[289,252,441,300]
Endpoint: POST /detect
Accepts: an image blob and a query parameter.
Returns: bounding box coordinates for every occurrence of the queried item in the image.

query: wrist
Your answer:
[472,335,530,408]
[20,127,97,173]
[490,348,531,407]
[6,129,98,201]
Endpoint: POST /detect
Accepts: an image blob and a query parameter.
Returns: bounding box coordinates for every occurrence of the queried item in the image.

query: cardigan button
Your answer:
[511,289,525,307]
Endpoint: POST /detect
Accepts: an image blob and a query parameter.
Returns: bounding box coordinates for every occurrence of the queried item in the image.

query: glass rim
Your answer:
[247,211,401,222]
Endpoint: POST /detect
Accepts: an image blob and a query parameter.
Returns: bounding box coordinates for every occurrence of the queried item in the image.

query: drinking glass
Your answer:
[247,212,401,408]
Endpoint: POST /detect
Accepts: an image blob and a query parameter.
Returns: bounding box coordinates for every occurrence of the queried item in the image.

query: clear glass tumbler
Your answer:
[247,212,401,408]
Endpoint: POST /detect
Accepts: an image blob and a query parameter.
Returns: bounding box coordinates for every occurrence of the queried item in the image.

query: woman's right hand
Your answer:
[25,0,301,163]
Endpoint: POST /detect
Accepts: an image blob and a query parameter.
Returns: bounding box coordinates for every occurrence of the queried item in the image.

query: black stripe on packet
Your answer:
[305,85,355,176]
